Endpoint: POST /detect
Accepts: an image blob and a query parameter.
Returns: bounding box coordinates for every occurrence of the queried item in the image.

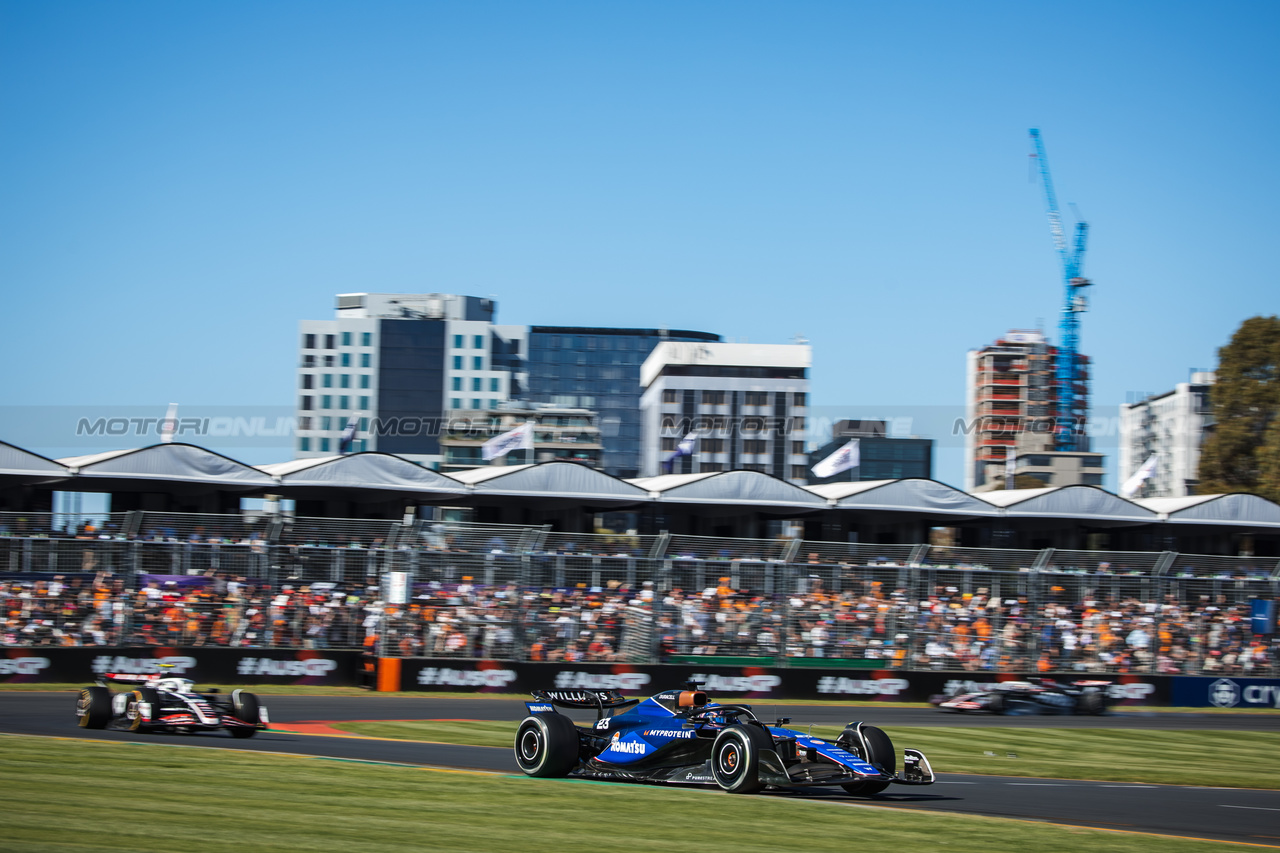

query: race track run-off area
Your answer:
[4,693,1279,846]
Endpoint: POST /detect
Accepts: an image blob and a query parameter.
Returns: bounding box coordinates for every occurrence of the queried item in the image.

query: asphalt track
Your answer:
[5,693,1280,846]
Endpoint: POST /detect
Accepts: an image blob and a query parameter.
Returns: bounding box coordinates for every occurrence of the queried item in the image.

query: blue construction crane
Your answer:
[1029,128,1092,453]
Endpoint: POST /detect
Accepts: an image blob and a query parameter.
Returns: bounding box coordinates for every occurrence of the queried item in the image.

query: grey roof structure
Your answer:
[451,461,648,505]
[1133,494,1280,528]
[973,485,1157,525]
[808,478,1001,517]
[630,470,827,510]
[257,453,467,498]
[0,441,69,484]
[58,444,273,490]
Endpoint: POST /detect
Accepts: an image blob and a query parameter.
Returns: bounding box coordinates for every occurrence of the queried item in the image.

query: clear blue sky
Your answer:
[2,1,1276,487]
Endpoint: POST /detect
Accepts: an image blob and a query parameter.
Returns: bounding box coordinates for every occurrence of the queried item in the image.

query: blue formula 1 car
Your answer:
[514,682,935,795]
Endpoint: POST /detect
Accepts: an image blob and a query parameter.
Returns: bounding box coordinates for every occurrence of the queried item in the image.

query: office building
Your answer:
[438,402,603,473]
[1119,373,1216,497]
[964,329,1102,490]
[639,341,810,481]
[523,327,721,478]
[295,293,526,466]
[806,420,933,484]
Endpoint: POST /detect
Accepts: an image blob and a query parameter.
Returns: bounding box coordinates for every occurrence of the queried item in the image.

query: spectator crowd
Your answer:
[3,561,1274,677]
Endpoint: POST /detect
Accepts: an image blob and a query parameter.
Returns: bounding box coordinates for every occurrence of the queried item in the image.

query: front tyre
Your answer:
[514,714,579,777]
[838,724,895,796]
[126,688,161,733]
[711,724,772,794]
[229,690,261,738]
[76,686,112,729]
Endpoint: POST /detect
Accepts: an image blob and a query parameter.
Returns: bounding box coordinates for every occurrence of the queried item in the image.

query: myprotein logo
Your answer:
[0,657,50,676]
[237,657,338,678]
[816,677,909,696]
[91,655,195,675]
[553,671,651,692]
[417,667,517,688]
[690,673,781,694]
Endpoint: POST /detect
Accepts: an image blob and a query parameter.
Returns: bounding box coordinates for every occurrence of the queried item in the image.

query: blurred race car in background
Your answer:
[931,678,1110,715]
[76,671,268,737]
[514,681,934,795]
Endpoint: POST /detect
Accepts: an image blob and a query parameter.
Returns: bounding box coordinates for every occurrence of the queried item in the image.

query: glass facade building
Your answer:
[524,327,720,478]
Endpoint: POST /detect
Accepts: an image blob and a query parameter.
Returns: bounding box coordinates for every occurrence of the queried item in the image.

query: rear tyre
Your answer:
[986,691,1006,714]
[838,724,895,796]
[76,686,112,729]
[1078,688,1106,715]
[229,690,260,738]
[711,724,772,794]
[126,688,161,733]
[514,714,580,777]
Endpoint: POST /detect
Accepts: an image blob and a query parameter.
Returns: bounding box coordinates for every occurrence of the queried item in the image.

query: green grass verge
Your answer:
[337,721,1280,789]
[0,735,1242,853]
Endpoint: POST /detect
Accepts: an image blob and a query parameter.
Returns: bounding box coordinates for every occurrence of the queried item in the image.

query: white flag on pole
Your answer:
[338,414,360,454]
[1120,454,1159,498]
[160,403,179,443]
[810,439,860,479]
[482,420,535,461]
[1005,446,1017,489]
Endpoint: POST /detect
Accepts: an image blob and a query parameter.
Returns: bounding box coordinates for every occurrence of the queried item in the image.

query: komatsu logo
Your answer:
[690,673,781,693]
[816,677,909,696]
[236,658,338,677]
[0,657,50,676]
[553,671,651,691]
[92,655,195,675]
[606,734,647,755]
[417,667,517,687]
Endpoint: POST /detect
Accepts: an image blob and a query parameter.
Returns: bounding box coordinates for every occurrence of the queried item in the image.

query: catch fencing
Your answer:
[1,510,1277,676]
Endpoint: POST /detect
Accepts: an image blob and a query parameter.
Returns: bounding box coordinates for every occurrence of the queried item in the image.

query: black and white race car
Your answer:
[76,672,268,737]
[931,678,1110,715]
[515,682,934,795]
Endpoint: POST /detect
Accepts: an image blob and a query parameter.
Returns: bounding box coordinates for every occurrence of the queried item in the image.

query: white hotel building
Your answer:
[1118,372,1216,498]
[639,342,811,481]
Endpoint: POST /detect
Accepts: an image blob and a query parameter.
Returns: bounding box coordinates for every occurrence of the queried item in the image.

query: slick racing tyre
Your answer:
[229,690,261,738]
[514,714,580,777]
[711,723,773,794]
[1078,688,1106,716]
[838,724,895,796]
[76,686,112,729]
[127,688,161,733]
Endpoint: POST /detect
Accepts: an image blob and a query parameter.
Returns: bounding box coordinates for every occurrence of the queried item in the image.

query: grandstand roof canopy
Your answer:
[808,478,1001,518]
[629,470,826,510]
[0,441,69,485]
[256,453,467,498]
[57,444,273,491]
[972,485,1157,525]
[450,461,648,505]
[1133,493,1280,528]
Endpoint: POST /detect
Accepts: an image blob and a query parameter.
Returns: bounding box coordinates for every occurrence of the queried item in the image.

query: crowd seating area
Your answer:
[2,512,1276,676]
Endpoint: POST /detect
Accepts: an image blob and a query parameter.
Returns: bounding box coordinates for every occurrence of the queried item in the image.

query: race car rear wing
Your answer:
[529,689,639,720]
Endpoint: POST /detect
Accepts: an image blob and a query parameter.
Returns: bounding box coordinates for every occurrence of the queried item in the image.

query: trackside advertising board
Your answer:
[396,659,1175,704]
[0,647,361,686]
[1171,676,1280,709]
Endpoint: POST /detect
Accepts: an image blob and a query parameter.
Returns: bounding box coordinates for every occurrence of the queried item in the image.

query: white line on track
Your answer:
[1006,783,1068,786]
[1220,805,1280,812]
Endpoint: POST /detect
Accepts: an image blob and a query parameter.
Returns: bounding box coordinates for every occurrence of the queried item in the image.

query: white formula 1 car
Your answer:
[76,671,268,737]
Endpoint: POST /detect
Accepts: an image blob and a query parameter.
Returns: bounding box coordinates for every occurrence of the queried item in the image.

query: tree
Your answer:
[1198,316,1280,501]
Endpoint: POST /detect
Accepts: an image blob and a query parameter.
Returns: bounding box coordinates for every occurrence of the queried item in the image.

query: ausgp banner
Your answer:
[0,647,361,686]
